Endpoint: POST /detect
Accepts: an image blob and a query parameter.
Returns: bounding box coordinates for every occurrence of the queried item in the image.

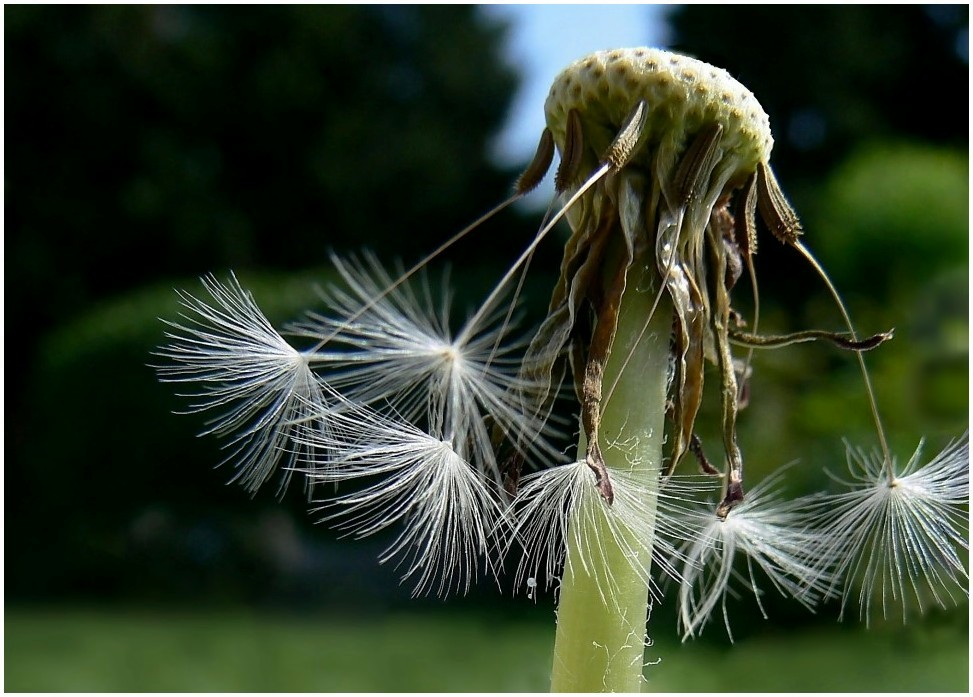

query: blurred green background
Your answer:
[6,5,968,692]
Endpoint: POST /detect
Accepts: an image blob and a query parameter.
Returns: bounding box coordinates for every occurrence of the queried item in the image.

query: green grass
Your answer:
[5,607,968,691]
[5,607,553,692]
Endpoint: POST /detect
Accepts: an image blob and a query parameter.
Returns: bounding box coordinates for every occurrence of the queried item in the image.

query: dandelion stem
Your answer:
[550,270,670,693]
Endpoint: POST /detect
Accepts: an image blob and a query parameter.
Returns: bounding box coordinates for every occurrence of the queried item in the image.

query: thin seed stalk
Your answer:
[550,271,670,693]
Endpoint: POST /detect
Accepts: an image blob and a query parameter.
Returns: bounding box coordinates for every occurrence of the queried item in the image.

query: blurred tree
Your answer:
[7,5,518,319]
[6,5,528,601]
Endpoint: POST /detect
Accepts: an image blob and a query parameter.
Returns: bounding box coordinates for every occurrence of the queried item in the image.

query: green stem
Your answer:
[550,276,670,693]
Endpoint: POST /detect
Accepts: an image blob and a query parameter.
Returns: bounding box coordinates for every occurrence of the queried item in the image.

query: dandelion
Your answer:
[674,471,832,642]
[809,434,969,624]
[155,44,968,693]
[157,247,569,598]
[492,46,960,690]
[295,395,506,597]
[155,273,330,494]
[501,47,802,691]
[288,252,562,484]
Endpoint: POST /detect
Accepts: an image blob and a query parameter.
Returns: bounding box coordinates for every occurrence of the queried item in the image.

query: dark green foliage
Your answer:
[7,6,518,296]
[6,6,528,601]
[814,143,968,297]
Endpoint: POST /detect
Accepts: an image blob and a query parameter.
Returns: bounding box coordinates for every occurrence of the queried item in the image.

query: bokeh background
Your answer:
[6,5,969,691]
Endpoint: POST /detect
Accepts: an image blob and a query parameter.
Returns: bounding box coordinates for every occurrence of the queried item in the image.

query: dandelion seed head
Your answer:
[545,47,772,191]
[523,46,790,520]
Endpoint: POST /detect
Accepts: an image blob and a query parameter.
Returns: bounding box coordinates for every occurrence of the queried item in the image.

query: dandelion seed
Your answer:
[296,397,505,596]
[289,253,460,417]
[809,434,970,624]
[508,457,714,609]
[289,252,562,483]
[155,273,330,494]
[508,460,661,607]
[675,471,831,641]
